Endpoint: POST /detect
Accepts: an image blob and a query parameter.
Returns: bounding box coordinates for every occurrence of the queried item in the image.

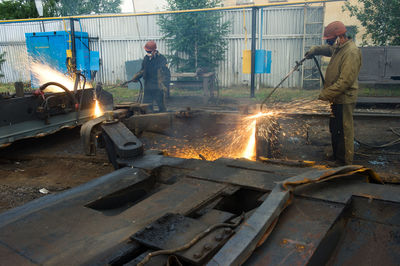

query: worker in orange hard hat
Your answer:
[132,40,170,112]
[305,21,362,166]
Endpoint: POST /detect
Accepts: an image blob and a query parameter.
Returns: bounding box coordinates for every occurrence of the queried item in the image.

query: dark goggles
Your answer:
[325,38,336,46]
[146,50,152,53]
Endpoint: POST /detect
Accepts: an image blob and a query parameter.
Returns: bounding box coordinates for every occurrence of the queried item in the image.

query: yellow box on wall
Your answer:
[242,50,251,74]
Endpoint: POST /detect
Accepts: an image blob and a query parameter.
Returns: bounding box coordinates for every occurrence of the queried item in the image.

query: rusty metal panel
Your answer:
[244,197,345,265]
[132,213,234,265]
[209,185,290,265]
[327,218,400,265]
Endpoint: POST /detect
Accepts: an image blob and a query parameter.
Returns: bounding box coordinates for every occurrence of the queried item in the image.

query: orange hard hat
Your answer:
[323,21,347,39]
[144,41,157,52]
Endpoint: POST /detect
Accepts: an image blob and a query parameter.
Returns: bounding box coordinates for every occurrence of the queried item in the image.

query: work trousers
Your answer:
[143,89,166,112]
[329,103,356,165]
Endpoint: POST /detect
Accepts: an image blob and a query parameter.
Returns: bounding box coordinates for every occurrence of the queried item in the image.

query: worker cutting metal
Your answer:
[305,21,362,165]
[132,41,170,112]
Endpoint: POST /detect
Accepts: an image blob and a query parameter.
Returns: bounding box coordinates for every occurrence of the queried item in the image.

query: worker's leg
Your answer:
[342,103,356,165]
[143,89,154,111]
[329,104,345,163]
[154,89,166,112]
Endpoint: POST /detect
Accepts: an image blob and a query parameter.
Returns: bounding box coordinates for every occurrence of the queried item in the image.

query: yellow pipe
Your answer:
[0,0,343,24]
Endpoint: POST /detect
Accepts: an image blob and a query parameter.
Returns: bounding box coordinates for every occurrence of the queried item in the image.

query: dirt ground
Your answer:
[0,95,399,214]
[0,128,115,213]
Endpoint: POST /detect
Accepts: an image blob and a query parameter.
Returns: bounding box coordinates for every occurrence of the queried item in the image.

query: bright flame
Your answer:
[94,100,103,118]
[30,61,90,92]
[245,111,275,120]
[241,119,256,159]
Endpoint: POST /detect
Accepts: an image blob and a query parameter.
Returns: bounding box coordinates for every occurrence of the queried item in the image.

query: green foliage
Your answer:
[54,0,121,16]
[0,0,121,19]
[345,25,358,42]
[103,86,141,103]
[0,52,5,78]
[343,0,400,46]
[0,0,38,19]
[158,0,229,72]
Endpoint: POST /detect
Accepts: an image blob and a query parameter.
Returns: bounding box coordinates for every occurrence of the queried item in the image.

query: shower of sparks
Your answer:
[93,100,103,118]
[147,111,280,161]
[30,60,90,92]
[241,119,256,160]
[244,111,276,120]
[146,100,332,162]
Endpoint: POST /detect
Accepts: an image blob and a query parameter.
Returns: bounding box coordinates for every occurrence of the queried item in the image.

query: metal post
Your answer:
[301,5,307,89]
[250,7,258,98]
[70,18,77,72]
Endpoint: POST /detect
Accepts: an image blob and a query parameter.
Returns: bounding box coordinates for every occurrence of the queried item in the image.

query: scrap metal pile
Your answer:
[0,102,399,265]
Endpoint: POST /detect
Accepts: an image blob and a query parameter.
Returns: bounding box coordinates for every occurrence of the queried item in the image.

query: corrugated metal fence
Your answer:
[0,6,324,88]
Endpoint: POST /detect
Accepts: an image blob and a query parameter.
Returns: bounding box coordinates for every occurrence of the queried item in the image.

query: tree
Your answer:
[158,0,229,72]
[0,0,38,20]
[343,0,400,45]
[0,0,121,19]
[54,0,121,16]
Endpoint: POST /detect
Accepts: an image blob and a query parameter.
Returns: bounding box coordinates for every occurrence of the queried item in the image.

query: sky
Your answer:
[120,0,168,13]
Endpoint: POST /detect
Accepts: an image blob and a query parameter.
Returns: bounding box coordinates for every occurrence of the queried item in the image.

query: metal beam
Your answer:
[0,0,344,24]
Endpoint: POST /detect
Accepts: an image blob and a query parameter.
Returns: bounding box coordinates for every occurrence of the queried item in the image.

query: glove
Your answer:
[305,48,315,59]
[318,93,328,101]
[131,73,141,83]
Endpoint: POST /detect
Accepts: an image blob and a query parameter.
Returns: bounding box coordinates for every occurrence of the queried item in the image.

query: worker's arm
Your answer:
[132,70,144,82]
[306,45,334,58]
[132,59,145,82]
[319,50,361,101]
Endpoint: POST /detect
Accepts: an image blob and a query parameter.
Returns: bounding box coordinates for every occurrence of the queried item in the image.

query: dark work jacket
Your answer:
[133,51,168,91]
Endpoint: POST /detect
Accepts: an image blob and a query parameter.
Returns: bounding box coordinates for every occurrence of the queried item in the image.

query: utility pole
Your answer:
[250,7,258,98]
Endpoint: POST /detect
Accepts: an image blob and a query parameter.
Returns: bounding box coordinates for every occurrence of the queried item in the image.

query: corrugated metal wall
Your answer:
[0,6,323,88]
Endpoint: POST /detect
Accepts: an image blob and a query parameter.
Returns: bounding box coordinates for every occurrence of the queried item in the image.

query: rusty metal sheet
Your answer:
[126,251,168,266]
[328,218,400,265]
[295,179,400,204]
[131,155,307,191]
[132,213,234,265]
[198,209,236,226]
[350,196,400,225]
[208,185,290,266]
[187,162,300,192]
[243,197,345,265]
[132,213,209,250]
[0,244,36,265]
[281,165,381,190]
[0,172,227,265]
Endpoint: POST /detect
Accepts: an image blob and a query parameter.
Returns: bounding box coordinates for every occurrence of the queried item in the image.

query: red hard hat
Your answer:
[144,41,157,52]
[323,21,347,39]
